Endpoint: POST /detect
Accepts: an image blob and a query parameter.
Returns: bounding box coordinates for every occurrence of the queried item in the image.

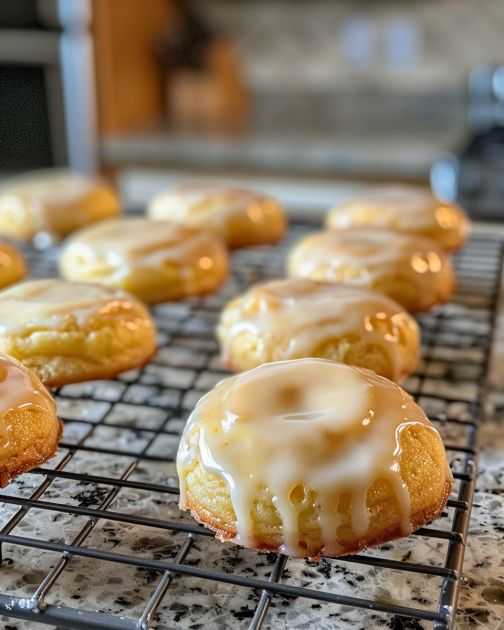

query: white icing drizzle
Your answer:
[177,359,440,556]
[149,182,274,230]
[0,279,135,334]
[288,229,446,289]
[0,354,56,455]
[218,279,418,381]
[63,218,223,283]
[329,184,460,231]
[0,170,98,231]
[0,170,95,204]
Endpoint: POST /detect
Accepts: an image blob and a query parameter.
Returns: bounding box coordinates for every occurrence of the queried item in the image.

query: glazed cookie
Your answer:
[0,169,120,240]
[177,359,452,558]
[217,278,419,382]
[0,242,26,288]
[0,353,61,487]
[0,279,157,387]
[287,228,455,312]
[148,182,286,249]
[327,184,470,252]
[60,219,229,303]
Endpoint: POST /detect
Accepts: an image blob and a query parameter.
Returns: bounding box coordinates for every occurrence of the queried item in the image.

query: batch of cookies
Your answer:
[0,169,470,559]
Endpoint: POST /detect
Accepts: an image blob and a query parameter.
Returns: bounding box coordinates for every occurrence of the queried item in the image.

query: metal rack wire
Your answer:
[0,224,501,630]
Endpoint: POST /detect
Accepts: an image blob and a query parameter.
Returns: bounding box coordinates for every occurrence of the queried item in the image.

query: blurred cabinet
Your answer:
[92,0,175,136]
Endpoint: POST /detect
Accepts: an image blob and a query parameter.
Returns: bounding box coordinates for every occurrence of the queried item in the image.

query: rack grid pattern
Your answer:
[0,225,501,630]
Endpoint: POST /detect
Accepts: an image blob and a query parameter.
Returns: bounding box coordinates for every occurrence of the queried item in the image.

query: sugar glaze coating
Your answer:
[0,353,60,486]
[327,184,469,251]
[217,278,419,381]
[288,228,455,312]
[178,359,452,557]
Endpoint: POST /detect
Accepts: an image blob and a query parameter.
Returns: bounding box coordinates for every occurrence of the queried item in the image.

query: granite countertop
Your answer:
[0,225,503,630]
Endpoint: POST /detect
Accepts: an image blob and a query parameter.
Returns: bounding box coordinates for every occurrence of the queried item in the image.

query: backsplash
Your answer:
[194,0,504,90]
[191,0,504,136]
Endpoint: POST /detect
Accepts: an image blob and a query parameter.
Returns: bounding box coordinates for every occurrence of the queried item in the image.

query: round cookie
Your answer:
[287,228,455,313]
[148,182,286,249]
[177,359,452,558]
[327,184,470,252]
[0,353,61,487]
[0,169,120,240]
[0,279,157,387]
[60,218,229,304]
[0,242,26,288]
[217,278,420,382]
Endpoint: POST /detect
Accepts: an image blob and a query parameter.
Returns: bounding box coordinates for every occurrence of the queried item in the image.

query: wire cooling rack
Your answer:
[0,224,501,630]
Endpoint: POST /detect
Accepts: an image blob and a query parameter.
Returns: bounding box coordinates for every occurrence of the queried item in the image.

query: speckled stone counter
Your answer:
[1,421,503,630]
[0,228,503,630]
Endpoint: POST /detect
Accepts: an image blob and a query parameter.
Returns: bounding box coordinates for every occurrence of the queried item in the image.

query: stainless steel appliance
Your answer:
[0,0,97,175]
[432,64,504,220]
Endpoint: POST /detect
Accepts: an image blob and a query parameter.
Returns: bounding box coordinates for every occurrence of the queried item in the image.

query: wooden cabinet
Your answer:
[92,0,175,135]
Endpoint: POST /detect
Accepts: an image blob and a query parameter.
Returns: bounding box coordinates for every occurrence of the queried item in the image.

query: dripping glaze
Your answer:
[218,279,418,381]
[177,359,442,557]
[0,354,56,455]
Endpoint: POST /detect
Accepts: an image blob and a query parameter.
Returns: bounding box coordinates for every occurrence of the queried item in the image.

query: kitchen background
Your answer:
[1,0,504,212]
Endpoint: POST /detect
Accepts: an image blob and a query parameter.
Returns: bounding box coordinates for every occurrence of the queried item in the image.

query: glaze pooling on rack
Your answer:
[218,278,419,381]
[177,358,448,557]
[0,279,139,333]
